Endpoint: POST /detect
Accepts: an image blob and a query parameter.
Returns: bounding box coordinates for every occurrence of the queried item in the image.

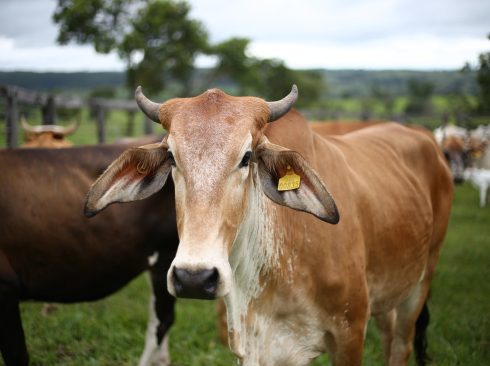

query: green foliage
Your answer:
[404,79,435,115]
[120,0,208,95]
[89,86,117,98]
[475,35,490,113]
[320,69,478,98]
[54,0,208,96]
[206,37,258,94]
[203,39,324,105]
[54,0,136,53]
[370,85,395,119]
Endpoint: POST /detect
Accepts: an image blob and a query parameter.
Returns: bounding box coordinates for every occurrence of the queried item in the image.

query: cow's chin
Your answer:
[166,254,233,300]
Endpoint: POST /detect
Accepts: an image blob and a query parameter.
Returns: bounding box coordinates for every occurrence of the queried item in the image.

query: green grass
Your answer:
[5,185,490,366]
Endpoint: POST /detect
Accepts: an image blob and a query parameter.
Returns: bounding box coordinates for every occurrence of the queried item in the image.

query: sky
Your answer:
[0,0,488,71]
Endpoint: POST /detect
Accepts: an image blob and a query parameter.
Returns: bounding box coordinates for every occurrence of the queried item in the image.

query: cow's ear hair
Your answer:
[255,139,339,224]
[84,142,171,217]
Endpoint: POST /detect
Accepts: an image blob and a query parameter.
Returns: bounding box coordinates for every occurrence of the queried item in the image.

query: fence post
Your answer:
[6,87,19,148]
[42,95,56,125]
[96,106,106,143]
[126,111,135,136]
[144,116,153,135]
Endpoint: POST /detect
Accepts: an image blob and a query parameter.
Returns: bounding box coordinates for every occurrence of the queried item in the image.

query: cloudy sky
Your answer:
[0,0,488,71]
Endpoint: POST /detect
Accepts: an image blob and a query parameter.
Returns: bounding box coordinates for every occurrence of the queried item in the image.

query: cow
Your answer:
[464,167,490,207]
[85,85,453,366]
[20,117,80,148]
[468,125,490,170]
[310,120,383,135]
[0,144,178,366]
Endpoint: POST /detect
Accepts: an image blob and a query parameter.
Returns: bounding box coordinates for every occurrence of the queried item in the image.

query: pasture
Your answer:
[9,182,489,366]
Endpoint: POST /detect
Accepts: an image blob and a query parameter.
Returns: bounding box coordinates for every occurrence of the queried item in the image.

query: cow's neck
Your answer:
[225,170,285,360]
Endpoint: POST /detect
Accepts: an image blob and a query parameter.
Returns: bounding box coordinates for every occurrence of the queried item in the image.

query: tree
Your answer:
[475,35,490,113]
[204,39,324,106]
[404,79,434,115]
[370,85,395,119]
[119,1,208,95]
[54,0,208,96]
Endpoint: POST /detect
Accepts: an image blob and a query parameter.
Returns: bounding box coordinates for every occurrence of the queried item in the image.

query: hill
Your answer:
[0,69,478,98]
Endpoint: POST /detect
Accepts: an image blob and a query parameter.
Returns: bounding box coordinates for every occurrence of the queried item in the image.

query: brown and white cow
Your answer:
[86,86,453,366]
[20,117,80,148]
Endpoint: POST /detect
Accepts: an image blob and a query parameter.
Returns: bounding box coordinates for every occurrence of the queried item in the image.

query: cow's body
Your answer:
[86,87,453,366]
[0,145,178,366]
[220,115,452,365]
[310,120,382,135]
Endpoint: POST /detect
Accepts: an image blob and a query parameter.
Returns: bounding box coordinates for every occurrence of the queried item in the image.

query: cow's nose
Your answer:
[172,267,219,299]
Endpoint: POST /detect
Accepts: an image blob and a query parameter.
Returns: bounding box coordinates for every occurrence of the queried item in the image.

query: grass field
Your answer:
[7,183,488,366]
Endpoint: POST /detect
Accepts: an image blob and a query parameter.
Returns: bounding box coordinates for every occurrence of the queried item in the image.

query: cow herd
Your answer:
[0,85,486,366]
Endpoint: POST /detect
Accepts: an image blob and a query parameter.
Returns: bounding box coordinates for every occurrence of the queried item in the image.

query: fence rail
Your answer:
[0,84,152,148]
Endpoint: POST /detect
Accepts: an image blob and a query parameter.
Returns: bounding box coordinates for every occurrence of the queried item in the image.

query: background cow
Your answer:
[85,86,453,366]
[0,145,178,366]
[20,117,80,148]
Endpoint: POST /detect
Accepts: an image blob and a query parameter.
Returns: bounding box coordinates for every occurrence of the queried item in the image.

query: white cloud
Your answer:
[249,35,489,69]
[0,0,488,71]
[0,36,124,71]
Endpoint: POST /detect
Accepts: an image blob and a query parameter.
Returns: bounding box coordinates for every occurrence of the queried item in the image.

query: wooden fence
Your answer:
[0,84,153,148]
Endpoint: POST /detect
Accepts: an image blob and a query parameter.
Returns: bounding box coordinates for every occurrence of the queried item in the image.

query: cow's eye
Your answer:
[239,151,252,168]
[167,151,176,166]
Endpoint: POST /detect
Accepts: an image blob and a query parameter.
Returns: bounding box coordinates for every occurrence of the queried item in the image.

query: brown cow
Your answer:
[20,117,80,148]
[86,86,453,366]
[0,145,178,366]
[310,120,383,135]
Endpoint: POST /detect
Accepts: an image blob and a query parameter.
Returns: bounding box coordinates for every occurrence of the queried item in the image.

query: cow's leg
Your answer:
[374,310,396,365]
[330,326,366,366]
[0,294,28,366]
[138,253,176,366]
[389,282,430,366]
[479,184,488,207]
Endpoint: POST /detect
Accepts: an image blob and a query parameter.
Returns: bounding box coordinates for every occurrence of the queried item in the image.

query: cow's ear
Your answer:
[84,142,171,217]
[255,139,339,224]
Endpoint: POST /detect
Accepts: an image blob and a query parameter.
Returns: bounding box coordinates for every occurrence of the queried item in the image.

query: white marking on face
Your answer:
[166,133,254,298]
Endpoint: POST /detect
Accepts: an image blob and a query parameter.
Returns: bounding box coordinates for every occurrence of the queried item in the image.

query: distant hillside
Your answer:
[0,69,478,98]
[319,69,478,97]
[0,71,125,92]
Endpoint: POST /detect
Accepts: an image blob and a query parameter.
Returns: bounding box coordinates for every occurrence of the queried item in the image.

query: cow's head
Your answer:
[21,117,79,148]
[85,86,338,300]
[442,135,466,184]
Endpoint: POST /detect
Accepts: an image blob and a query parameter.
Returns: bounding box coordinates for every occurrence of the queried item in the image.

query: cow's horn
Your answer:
[21,117,39,133]
[266,84,298,122]
[135,86,162,124]
[58,120,80,136]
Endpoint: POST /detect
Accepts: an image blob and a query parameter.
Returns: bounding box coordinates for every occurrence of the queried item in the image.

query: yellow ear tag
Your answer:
[278,165,301,191]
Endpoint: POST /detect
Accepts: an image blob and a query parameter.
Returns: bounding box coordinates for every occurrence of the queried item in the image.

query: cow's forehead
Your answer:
[165,89,269,142]
[166,91,269,157]
[165,90,265,196]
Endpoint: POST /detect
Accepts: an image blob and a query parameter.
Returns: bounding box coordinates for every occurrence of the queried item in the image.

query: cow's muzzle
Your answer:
[172,267,219,299]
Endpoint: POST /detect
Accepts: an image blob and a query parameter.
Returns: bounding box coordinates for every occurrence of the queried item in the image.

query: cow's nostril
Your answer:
[172,267,219,300]
[203,267,219,293]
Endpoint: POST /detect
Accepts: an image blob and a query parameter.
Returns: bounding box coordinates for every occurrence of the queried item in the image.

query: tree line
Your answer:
[53,0,324,107]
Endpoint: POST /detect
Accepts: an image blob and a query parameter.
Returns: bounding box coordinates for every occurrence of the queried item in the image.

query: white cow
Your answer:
[464,168,490,207]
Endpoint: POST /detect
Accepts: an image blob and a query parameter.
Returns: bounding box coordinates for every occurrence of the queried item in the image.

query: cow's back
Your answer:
[0,145,177,302]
